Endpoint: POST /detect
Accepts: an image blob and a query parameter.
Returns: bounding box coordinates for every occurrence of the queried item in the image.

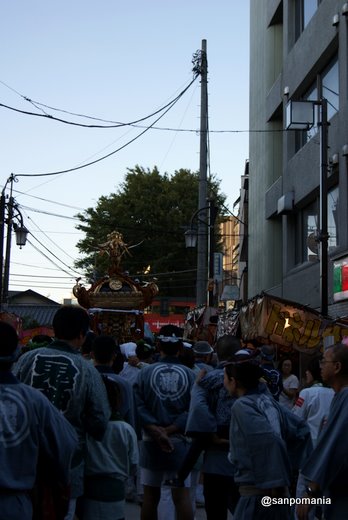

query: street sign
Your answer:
[214,252,223,281]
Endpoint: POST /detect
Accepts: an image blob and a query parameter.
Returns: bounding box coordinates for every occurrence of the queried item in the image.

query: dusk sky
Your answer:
[0,1,250,302]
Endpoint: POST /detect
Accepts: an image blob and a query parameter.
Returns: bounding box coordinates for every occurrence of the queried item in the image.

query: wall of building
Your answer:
[249,0,348,318]
[283,0,348,316]
[248,0,283,298]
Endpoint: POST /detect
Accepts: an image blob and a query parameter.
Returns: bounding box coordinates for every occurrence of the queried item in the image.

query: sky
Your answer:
[0,0,250,304]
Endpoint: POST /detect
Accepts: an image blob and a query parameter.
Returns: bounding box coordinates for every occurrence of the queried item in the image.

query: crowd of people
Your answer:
[1,304,348,520]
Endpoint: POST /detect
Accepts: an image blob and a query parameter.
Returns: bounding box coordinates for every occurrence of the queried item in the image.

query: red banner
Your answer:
[145,314,185,333]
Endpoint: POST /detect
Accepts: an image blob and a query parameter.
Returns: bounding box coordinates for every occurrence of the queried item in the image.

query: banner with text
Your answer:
[239,294,348,353]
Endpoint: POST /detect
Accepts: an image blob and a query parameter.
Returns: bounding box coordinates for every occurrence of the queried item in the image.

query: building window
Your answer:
[304,83,319,142]
[296,200,319,264]
[322,58,339,120]
[296,0,322,38]
[295,55,338,152]
[328,185,339,250]
[303,0,320,27]
[295,186,338,264]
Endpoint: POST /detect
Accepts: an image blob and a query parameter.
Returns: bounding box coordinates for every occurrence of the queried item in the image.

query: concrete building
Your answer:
[248,0,348,318]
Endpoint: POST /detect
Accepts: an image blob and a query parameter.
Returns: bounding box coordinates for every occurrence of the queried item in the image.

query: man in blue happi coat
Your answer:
[185,335,241,519]
[224,349,312,520]
[297,342,348,520]
[13,305,110,519]
[134,335,195,520]
[0,321,78,520]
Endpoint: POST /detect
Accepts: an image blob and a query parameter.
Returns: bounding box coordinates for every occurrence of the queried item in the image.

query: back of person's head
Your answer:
[136,339,155,361]
[0,321,19,369]
[330,343,348,377]
[179,343,195,368]
[193,340,213,358]
[81,330,97,357]
[159,336,182,356]
[224,349,263,390]
[216,335,241,362]
[112,345,125,374]
[101,375,122,414]
[260,344,275,364]
[306,356,322,383]
[53,305,90,341]
[92,335,117,364]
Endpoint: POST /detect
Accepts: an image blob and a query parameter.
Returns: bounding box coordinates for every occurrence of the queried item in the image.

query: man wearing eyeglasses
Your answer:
[297,342,348,520]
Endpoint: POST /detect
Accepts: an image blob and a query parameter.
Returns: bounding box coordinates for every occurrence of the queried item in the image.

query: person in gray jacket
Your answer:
[134,335,195,520]
[185,335,241,520]
[13,305,110,520]
[0,321,78,520]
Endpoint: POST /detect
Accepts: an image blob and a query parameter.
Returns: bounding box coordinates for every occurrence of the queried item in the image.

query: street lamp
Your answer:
[286,97,329,316]
[184,199,218,307]
[184,228,199,249]
[0,175,29,308]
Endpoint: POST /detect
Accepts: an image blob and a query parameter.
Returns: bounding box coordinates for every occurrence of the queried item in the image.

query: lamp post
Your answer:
[0,175,29,308]
[185,199,218,307]
[285,97,329,316]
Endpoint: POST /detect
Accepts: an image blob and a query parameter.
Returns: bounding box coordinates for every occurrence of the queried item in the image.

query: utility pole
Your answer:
[208,199,218,307]
[2,194,14,306]
[2,176,14,307]
[319,97,329,316]
[0,174,29,308]
[196,39,208,306]
[0,193,6,308]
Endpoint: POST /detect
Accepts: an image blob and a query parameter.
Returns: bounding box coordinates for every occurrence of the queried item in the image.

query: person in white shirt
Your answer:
[84,376,139,520]
[278,358,299,409]
[292,356,334,445]
[292,356,334,520]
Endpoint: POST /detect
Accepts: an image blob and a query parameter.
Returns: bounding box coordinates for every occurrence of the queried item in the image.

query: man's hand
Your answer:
[211,433,229,447]
[145,424,174,453]
[296,482,320,520]
[296,502,312,520]
[195,368,207,383]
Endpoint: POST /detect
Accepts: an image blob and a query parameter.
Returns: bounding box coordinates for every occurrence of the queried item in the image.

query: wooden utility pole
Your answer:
[196,39,208,306]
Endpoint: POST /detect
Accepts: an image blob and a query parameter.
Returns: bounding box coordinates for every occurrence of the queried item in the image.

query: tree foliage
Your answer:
[75,166,226,298]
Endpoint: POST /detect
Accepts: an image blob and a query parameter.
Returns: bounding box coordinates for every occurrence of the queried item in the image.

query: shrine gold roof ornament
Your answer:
[73,231,158,310]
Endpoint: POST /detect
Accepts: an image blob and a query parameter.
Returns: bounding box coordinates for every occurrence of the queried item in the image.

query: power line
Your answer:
[11,273,83,279]
[0,76,198,128]
[9,187,84,210]
[12,78,197,178]
[9,282,75,290]
[28,232,80,275]
[0,99,288,134]
[23,211,78,263]
[0,82,197,129]
[26,238,79,278]
[141,268,197,277]
[11,260,73,271]
[10,279,75,286]
[0,78,283,135]
[20,205,79,221]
